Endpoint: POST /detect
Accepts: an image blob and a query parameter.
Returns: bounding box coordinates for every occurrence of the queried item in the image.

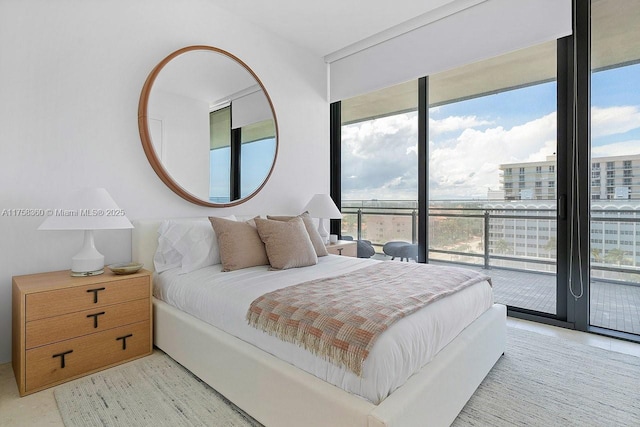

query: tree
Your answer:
[456,243,471,253]
[604,248,630,266]
[493,239,510,254]
[543,237,556,253]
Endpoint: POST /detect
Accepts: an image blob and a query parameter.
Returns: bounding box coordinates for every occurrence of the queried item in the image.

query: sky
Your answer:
[209,138,276,202]
[341,63,640,201]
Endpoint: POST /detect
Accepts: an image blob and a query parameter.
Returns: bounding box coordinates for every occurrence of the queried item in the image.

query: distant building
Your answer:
[486,188,506,200]
[495,153,640,273]
[590,154,640,200]
[500,153,640,201]
[341,154,640,276]
[341,200,417,244]
[484,199,640,275]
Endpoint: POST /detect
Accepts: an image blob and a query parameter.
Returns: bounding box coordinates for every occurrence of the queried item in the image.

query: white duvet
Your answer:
[153,256,493,404]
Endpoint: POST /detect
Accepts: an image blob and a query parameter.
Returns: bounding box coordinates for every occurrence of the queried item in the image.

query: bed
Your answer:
[132,217,506,427]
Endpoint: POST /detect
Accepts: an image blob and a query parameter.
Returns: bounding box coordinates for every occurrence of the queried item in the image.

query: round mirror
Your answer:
[138,46,278,207]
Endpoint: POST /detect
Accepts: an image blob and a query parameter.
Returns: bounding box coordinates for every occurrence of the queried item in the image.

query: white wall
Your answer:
[0,0,329,363]
[149,89,210,200]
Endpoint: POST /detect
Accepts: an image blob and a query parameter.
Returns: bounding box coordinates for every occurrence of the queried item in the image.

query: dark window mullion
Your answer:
[556,35,572,322]
[230,128,241,201]
[330,101,342,236]
[418,77,428,263]
[571,0,592,330]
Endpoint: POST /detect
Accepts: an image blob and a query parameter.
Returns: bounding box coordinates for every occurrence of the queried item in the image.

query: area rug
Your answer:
[54,327,640,427]
[54,351,260,427]
[453,327,640,427]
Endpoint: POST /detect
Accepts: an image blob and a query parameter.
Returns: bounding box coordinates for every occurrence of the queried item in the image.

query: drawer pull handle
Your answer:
[116,333,133,350]
[52,350,73,369]
[86,311,106,328]
[87,287,106,303]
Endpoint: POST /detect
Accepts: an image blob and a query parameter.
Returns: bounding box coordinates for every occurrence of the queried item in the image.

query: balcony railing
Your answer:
[341,200,640,282]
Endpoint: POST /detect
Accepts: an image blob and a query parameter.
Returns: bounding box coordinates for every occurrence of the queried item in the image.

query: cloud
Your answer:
[429,113,557,199]
[341,105,639,201]
[429,115,492,136]
[591,140,640,157]
[342,112,418,200]
[592,106,640,138]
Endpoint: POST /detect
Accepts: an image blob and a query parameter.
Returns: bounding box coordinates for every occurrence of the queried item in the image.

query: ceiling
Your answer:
[208,0,475,58]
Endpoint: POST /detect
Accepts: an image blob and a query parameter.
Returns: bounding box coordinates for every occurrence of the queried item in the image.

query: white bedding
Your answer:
[153,255,493,404]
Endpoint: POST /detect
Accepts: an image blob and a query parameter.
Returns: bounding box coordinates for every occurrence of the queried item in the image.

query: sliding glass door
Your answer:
[428,42,562,316]
[336,41,567,318]
[589,0,640,335]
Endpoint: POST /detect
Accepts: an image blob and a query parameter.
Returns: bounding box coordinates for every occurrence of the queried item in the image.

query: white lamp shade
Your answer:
[38,188,133,231]
[303,194,342,219]
[38,188,133,276]
[303,194,341,245]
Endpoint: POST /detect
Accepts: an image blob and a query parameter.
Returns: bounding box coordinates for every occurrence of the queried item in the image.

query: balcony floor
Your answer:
[375,255,640,336]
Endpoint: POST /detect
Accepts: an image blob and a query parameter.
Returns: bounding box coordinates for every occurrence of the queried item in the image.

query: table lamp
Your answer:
[303,194,342,244]
[38,188,134,276]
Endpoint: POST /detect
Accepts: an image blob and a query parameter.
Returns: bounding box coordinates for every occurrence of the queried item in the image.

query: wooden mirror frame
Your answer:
[138,45,278,207]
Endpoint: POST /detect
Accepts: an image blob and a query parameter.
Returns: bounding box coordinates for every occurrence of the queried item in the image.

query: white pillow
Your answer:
[153,216,236,274]
[153,225,183,273]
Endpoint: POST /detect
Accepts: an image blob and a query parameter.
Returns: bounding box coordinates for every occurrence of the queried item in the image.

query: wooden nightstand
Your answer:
[12,268,152,396]
[326,240,357,257]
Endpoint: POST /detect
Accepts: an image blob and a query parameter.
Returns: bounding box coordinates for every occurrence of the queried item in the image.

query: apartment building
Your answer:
[493,153,640,272]
[500,153,640,201]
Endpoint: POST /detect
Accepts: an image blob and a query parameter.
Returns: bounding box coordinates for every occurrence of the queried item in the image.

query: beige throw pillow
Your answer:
[267,212,329,257]
[255,217,318,270]
[209,216,269,272]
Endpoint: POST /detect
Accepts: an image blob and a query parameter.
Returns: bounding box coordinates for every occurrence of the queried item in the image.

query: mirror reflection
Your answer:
[139,46,277,206]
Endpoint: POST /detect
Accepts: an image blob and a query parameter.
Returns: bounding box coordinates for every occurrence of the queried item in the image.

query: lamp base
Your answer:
[317,218,329,245]
[71,268,105,277]
[70,230,105,276]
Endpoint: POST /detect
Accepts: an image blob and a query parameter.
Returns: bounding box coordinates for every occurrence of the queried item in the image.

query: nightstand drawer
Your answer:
[26,276,149,321]
[26,298,150,349]
[25,320,150,392]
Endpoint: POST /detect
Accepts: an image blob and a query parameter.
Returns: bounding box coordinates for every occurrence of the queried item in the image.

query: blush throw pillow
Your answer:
[267,212,329,257]
[255,217,318,270]
[209,216,269,272]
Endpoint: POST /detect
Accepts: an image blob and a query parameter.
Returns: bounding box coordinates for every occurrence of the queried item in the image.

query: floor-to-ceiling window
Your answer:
[337,42,564,317]
[239,120,277,199]
[209,108,276,203]
[427,42,561,316]
[339,82,418,250]
[590,0,640,335]
[331,1,640,341]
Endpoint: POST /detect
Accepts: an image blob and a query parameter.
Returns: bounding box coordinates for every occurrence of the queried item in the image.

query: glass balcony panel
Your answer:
[590,0,640,335]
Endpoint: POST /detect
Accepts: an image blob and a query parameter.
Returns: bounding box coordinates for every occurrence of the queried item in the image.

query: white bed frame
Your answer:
[133,218,506,427]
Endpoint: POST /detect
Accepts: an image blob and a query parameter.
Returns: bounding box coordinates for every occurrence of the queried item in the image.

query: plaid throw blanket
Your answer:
[246,262,491,376]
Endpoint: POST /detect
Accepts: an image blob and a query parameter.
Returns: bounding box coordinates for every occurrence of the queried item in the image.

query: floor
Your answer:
[1,318,639,427]
[485,268,640,334]
[0,361,64,427]
[423,258,640,334]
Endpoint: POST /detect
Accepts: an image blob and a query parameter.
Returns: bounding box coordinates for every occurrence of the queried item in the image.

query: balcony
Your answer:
[341,200,640,335]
